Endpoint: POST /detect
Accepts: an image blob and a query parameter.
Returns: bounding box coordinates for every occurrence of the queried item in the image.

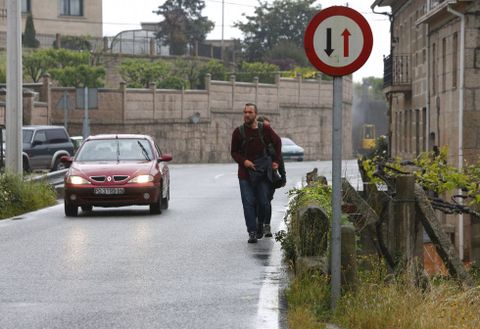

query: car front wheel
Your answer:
[149,194,162,215]
[65,200,78,217]
[161,189,169,210]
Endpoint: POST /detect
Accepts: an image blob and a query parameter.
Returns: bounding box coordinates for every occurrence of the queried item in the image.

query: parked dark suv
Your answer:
[17,126,74,172]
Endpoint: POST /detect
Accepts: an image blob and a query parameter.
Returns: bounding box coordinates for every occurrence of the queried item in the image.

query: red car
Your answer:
[62,134,172,217]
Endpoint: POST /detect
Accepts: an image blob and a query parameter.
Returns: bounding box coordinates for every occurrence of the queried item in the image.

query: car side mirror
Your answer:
[60,155,73,168]
[32,140,42,147]
[158,153,172,162]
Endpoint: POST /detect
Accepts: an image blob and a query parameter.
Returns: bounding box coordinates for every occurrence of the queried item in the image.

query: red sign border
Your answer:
[304,6,373,76]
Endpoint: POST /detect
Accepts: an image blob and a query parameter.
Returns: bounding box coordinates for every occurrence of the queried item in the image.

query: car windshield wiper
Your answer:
[137,141,151,161]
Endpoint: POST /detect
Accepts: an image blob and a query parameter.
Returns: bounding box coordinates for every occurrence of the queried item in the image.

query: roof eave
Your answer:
[371,0,393,9]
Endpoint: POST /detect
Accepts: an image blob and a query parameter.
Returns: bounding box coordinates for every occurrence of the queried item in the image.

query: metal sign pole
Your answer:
[303,4,373,311]
[6,0,23,175]
[331,76,343,309]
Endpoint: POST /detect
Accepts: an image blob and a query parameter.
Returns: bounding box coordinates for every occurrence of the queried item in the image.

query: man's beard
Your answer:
[244,117,255,126]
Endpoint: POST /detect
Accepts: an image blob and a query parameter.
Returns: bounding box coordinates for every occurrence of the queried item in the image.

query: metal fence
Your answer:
[383,54,411,88]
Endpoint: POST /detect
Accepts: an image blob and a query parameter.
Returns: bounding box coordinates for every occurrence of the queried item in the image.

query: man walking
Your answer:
[231,103,282,243]
[256,115,286,237]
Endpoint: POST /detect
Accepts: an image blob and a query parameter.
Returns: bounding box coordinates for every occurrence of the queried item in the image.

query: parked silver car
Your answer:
[281,137,304,161]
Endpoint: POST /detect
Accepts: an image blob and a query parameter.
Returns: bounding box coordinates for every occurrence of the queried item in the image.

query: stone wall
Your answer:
[2,74,353,163]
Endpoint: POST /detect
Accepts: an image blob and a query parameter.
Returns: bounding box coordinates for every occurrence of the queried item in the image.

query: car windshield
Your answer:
[75,138,154,162]
[281,138,295,146]
[23,129,34,143]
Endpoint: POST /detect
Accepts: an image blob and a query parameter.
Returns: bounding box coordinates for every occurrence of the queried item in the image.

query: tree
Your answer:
[236,62,279,84]
[234,0,319,63]
[197,60,227,89]
[23,49,55,82]
[23,49,90,82]
[22,14,40,48]
[264,40,309,70]
[50,65,105,88]
[154,0,214,55]
[0,67,5,83]
[354,77,385,100]
[119,59,171,88]
[23,49,105,86]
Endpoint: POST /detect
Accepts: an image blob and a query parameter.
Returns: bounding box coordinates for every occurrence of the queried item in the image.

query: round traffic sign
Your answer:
[304,6,373,76]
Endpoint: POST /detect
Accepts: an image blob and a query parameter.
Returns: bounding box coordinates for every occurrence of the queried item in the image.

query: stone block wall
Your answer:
[5,74,353,163]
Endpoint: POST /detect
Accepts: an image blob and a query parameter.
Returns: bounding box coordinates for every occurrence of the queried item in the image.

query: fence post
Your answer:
[230,74,236,111]
[55,33,61,48]
[150,82,156,120]
[392,175,423,271]
[103,37,109,52]
[254,76,259,106]
[297,72,302,104]
[149,38,156,56]
[120,81,127,123]
[341,225,357,290]
[471,215,480,267]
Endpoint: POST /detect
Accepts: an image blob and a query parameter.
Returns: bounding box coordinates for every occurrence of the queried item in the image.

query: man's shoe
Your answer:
[256,223,264,239]
[248,232,258,243]
[264,224,272,237]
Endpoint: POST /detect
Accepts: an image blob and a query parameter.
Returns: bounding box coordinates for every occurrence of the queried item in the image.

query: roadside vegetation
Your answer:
[0,172,57,220]
[286,258,480,329]
[279,144,480,328]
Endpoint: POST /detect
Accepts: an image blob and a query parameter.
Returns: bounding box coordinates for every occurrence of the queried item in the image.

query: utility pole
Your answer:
[82,87,90,139]
[6,0,23,175]
[221,0,224,61]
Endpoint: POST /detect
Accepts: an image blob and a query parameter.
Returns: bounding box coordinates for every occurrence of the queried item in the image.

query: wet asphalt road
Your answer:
[0,160,360,329]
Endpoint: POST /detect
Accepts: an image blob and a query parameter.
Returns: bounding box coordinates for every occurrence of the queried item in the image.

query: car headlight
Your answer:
[67,176,91,185]
[128,174,154,184]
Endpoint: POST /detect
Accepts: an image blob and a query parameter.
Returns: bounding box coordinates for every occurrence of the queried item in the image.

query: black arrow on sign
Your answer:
[324,28,334,57]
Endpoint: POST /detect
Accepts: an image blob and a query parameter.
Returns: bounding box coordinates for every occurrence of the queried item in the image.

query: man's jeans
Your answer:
[239,178,271,233]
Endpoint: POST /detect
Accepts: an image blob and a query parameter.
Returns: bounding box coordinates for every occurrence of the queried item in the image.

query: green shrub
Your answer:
[0,173,57,219]
[53,35,91,51]
[157,76,189,90]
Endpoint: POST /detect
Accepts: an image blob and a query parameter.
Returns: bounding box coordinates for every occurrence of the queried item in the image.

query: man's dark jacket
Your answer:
[231,123,281,180]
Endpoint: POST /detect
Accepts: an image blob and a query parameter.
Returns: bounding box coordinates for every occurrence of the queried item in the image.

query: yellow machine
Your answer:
[361,124,376,151]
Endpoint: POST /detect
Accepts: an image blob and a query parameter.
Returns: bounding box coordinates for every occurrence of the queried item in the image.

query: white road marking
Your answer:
[214,173,225,180]
[255,219,286,329]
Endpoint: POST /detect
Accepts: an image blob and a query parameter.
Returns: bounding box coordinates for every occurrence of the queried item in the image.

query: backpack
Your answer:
[238,122,275,157]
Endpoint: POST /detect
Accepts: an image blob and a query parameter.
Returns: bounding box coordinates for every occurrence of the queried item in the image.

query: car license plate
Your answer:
[94,188,125,195]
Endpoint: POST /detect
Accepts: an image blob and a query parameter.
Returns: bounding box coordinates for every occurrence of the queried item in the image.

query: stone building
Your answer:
[0,0,103,47]
[372,0,480,262]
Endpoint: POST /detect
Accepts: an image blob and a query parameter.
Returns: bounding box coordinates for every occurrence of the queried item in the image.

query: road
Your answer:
[0,160,361,329]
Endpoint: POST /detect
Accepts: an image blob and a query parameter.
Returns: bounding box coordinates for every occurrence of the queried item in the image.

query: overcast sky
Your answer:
[102,0,391,82]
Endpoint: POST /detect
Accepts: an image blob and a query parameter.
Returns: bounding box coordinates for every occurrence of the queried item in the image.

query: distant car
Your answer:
[281,137,304,161]
[62,134,172,217]
[2,125,74,172]
[70,136,84,154]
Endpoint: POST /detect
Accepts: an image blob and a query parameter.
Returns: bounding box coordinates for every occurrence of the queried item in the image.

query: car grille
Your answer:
[91,176,106,182]
[89,175,130,182]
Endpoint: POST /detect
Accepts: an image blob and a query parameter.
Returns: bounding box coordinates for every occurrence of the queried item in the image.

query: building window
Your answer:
[452,33,458,89]
[60,0,83,16]
[22,0,31,13]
